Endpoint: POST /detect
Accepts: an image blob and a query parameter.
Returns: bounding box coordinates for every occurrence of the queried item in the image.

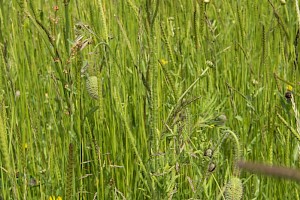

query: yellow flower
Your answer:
[159,59,168,66]
[49,196,54,200]
[287,85,293,92]
[48,196,62,200]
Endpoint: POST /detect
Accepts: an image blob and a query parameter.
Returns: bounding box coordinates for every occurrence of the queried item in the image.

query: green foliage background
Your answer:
[0,0,300,199]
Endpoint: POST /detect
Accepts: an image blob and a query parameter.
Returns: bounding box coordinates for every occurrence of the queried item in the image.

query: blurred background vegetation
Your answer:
[0,0,299,199]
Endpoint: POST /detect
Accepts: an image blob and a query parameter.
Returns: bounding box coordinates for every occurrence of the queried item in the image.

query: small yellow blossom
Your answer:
[49,196,62,200]
[159,59,168,66]
[287,85,293,92]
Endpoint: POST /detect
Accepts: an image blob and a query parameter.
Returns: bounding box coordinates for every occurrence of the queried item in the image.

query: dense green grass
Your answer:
[0,0,300,199]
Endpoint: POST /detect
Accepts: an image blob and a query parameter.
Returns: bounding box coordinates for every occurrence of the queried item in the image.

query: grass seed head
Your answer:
[86,76,99,99]
[224,177,243,200]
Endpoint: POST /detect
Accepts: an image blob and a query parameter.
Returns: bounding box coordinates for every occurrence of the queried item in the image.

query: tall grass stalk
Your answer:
[0,100,19,199]
[1,0,300,199]
[65,143,75,199]
[98,0,108,42]
[64,0,71,54]
[295,0,300,28]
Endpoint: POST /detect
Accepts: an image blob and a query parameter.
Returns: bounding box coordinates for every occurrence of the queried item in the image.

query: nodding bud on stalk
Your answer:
[204,148,213,158]
[224,177,243,200]
[208,162,216,172]
[216,114,227,125]
[86,76,99,99]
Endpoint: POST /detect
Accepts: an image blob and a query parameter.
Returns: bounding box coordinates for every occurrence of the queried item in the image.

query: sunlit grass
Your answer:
[0,0,299,199]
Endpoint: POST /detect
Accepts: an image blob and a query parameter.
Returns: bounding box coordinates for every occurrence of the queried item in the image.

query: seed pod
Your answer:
[224,177,243,200]
[217,114,227,122]
[86,76,99,99]
[208,162,216,172]
[213,114,227,126]
[204,148,213,158]
[216,114,227,124]
[285,91,292,102]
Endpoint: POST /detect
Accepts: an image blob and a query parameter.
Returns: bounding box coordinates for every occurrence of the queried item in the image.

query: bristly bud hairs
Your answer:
[224,177,243,200]
[86,76,99,99]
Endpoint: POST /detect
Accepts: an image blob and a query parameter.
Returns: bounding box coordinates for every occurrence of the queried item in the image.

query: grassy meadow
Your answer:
[0,0,300,199]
